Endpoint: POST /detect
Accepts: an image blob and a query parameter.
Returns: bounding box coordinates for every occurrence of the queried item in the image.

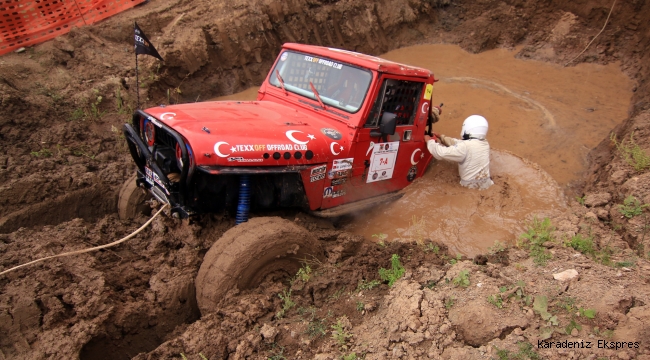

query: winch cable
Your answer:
[0,204,169,277]
[565,0,616,67]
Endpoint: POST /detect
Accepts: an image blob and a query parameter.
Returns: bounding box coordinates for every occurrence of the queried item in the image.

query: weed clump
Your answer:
[518,217,554,266]
[379,254,405,287]
[611,132,650,172]
[276,289,295,319]
[618,195,648,219]
[331,316,353,350]
[565,234,595,256]
[452,269,470,287]
[356,279,381,291]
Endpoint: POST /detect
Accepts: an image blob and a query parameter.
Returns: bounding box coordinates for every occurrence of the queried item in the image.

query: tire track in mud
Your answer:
[442,76,557,127]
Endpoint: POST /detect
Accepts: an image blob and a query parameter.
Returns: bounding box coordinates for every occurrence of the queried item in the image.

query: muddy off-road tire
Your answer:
[196,217,324,315]
[117,174,151,220]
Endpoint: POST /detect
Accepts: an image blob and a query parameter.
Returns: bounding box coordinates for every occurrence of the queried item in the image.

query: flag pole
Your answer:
[135,22,140,110]
[135,50,140,109]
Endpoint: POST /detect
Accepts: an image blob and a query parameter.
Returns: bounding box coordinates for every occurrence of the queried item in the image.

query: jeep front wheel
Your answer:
[195,216,324,315]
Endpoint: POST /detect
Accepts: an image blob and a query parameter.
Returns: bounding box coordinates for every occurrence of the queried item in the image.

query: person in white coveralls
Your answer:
[424,111,494,190]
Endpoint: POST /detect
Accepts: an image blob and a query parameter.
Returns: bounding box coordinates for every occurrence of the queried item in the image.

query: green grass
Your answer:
[331,316,353,350]
[305,317,327,339]
[533,295,558,325]
[276,289,295,319]
[449,254,462,265]
[329,286,346,301]
[356,301,364,312]
[294,264,312,283]
[565,234,595,255]
[379,254,405,287]
[565,319,582,335]
[595,246,614,266]
[68,107,85,121]
[488,294,503,309]
[423,242,440,254]
[618,195,648,219]
[579,308,596,319]
[452,269,470,287]
[557,296,576,313]
[614,260,635,268]
[445,296,455,309]
[519,217,554,266]
[515,342,541,360]
[267,345,287,360]
[356,279,381,291]
[30,148,53,158]
[488,240,507,255]
[611,131,650,172]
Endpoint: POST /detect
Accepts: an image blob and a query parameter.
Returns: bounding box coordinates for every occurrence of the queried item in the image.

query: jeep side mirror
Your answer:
[370,112,397,142]
[380,112,397,136]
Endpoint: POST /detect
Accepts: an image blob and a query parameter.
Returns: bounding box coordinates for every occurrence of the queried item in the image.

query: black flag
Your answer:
[134,22,163,61]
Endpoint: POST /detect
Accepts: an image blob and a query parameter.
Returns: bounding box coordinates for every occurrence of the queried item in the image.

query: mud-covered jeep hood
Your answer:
[144,101,350,167]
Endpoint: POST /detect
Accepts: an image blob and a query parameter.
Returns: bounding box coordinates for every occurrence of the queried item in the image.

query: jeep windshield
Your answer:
[270,50,372,113]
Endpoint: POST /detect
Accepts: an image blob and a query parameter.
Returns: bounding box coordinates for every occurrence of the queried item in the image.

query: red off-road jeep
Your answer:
[122,43,440,313]
[122,43,439,221]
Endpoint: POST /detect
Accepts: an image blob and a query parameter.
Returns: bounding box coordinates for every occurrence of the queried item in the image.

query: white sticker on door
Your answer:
[332,158,354,171]
[366,141,400,183]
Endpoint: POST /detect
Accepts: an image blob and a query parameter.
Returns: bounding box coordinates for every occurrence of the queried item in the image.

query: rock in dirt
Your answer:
[583,192,612,207]
[553,269,579,281]
[614,305,650,341]
[611,170,629,185]
[448,299,529,346]
[260,324,278,343]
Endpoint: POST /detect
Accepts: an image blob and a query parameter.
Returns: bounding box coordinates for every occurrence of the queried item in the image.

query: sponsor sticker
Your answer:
[145,166,170,195]
[424,84,433,100]
[310,164,327,176]
[332,158,353,171]
[320,128,342,140]
[310,173,326,182]
[228,157,263,162]
[267,144,307,151]
[407,165,417,182]
[327,170,349,179]
[367,141,400,183]
[323,186,346,198]
[280,52,288,61]
[304,55,343,70]
[331,178,347,186]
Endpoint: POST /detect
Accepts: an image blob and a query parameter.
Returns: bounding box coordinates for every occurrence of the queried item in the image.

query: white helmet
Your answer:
[460,115,488,140]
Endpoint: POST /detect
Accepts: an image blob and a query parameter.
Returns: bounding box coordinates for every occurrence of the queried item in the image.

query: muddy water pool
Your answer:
[217,44,633,255]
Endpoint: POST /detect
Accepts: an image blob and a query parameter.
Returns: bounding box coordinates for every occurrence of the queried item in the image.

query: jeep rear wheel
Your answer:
[117,174,151,220]
[195,216,324,315]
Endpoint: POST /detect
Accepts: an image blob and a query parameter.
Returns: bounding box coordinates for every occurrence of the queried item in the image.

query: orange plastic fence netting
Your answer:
[0,0,145,56]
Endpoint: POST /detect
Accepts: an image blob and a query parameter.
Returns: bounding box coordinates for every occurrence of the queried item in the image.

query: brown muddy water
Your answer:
[217,44,633,256]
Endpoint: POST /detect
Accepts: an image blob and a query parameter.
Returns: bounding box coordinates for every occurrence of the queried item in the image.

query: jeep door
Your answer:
[348,76,431,200]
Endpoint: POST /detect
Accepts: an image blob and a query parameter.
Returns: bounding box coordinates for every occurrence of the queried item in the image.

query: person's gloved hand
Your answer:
[439,134,455,147]
[430,105,441,123]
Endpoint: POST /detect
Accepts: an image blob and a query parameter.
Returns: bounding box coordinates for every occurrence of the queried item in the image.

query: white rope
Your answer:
[565,0,617,67]
[0,204,169,276]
